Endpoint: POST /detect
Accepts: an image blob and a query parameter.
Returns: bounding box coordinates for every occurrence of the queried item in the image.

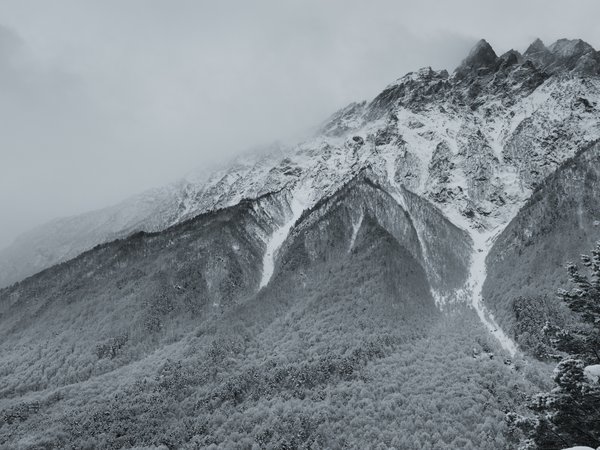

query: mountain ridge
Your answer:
[2,36,599,289]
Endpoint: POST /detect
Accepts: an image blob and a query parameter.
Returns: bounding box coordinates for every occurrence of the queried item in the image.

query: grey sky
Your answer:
[1,0,599,249]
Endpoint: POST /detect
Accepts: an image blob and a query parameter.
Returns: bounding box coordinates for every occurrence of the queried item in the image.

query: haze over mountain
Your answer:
[1,35,600,449]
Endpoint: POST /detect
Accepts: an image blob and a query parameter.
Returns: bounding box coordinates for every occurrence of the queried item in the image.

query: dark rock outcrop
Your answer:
[455,39,499,79]
[524,37,600,76]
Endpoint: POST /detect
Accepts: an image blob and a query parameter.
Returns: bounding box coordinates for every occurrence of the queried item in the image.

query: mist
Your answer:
[1,0,599,249]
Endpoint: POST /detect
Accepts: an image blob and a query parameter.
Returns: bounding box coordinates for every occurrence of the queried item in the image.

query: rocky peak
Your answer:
[524,37,600,76]
[466,39,498,66]
[392,67,450,85]
[523,38,554,70]
[548,38,594,58]
[364,67,450,119]
[319,101,367,137]
[524,38,547,56]
[548,39,600,75]
[499,50,523,67]
[414,66,449,81]
[455,39,498,78]
[496,50,524,74]
[451,40,547,109]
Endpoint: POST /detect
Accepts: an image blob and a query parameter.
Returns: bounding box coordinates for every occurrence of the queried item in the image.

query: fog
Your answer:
[1,0,599,249]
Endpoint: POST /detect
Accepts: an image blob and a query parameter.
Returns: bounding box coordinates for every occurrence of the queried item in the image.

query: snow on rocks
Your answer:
[348,211,364,253]
[561,446,597,450]
[584,364,600,383]
[259,184,312,289]
[463,228,519,356]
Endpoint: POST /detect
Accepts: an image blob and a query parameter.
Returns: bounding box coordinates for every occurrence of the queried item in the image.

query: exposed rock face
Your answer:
[523,38,555,69]
[427,141,456,203]
[455,39,499,79]
[319,101,367,137]
[524,37,600,76]
[365,67,450,119]
[457,126,499,204]
[1,37,600,290]
[499,49,523,67]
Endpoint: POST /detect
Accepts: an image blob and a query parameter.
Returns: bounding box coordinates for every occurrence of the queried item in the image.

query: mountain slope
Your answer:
[0,198,272,399]
[484,141,600,356]
[0,174,535,449]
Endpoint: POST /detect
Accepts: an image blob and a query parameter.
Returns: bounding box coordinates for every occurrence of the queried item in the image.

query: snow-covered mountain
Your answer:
[1,37,599,293]
[2,37,600,449]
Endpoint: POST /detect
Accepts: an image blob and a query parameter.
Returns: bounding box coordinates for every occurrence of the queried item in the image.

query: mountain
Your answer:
[1,38,600,448]
[2,38,600,290]
[0,171,526,449]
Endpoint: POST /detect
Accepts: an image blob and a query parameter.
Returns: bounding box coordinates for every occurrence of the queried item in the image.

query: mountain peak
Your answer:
[524,37,600,75]
[523,38,555,72]
[499,49,523,67]
[524,38,547,56]
[466,39,498,66]
[455,39,498,78]
[548,38,595,58]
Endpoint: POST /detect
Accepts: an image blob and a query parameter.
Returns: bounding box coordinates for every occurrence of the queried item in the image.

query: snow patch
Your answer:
[259,184,312,289]
[584,364,600,383]
[348,212,364,252]
[460,228,519,356]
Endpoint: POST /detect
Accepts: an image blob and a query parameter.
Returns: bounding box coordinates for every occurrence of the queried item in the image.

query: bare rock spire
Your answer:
[455,39,498,79]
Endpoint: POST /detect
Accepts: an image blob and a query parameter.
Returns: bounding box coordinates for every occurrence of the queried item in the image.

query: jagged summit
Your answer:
[343,37,598,121]
[455,39,498,77]
[454,36,600,79]
[523,37,600,75]
[467,39,498,64]
[524,38,547,55]
[499,49,523,63]
[523,38,555,72]
[549,38,595,58]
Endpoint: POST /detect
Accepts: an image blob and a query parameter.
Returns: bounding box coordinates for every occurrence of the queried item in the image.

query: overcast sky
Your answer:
[1,0,599,249]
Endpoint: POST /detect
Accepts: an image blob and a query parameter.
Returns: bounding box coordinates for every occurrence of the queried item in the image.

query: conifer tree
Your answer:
[518,242,600,449]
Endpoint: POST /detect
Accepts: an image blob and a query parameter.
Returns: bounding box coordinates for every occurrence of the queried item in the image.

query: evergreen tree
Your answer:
[516,242,600,449]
